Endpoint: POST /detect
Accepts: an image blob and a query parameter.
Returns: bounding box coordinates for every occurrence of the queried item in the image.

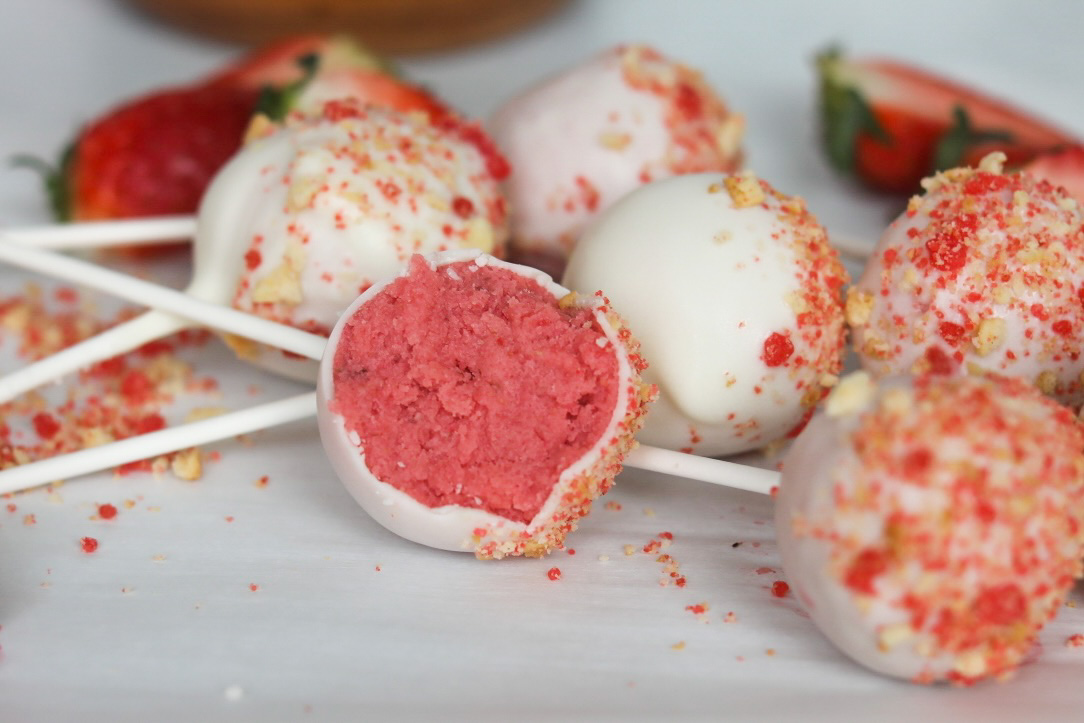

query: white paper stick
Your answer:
[831,234,875,261]
[0,392,318,495]
[0,311,188,405]
[1,216,197,249]
[0,388,777,498]
[624,445,776,496]
[2,216,877,265]
[0,242,326,361]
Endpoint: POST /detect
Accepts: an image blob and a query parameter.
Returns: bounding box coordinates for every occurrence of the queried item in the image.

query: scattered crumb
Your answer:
[604,500,622,511]
[1067,634,1084,648]
[254,475,270,488]
[671,641,686,651]
[724,612,738,623]
[170,448,202,481]
[686,603,710,621]
[598,554,610,562]
[249,583,260,592]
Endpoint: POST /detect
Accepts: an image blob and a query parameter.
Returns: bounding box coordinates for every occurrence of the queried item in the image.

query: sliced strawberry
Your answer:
[26,34,451,224]
[204,34,391,90]
[62,84,259,220]
[1022,145,1084,202]
[208,34,450,122]
[818,48,1078,194]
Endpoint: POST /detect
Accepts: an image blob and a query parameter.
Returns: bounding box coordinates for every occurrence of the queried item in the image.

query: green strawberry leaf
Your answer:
[818,47,889,172]
[11,147,73,221]
[933,105,1014,171]
[255,52,320,122]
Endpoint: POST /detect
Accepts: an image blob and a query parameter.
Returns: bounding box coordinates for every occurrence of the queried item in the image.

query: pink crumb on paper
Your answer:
[331,256,619,524]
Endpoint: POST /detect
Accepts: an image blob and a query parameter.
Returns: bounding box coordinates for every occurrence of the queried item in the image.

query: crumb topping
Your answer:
[850,160,1084,405]
[796,374,1084,683]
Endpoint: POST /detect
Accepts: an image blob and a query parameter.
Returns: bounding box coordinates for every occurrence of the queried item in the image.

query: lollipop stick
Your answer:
[1,216,196,249]
[831,234,874,261]
[624,444,777,496]
[0,310,187,405]
[0,242,326,361]
[0,392,317,495]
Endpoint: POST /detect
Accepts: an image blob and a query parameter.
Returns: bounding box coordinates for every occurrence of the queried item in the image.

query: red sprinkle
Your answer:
[244,248,262,270]
[32,412,61,440]
[844,548,889,595]
[761,332,794,367]
[937,321,967,346]
[771,580,790,598]
[97,503,118,520]
[80,537,99,553]
[451,196,474,218]
[547,567,562,581]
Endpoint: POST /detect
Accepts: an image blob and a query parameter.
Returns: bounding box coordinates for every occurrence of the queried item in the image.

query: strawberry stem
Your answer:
[818,48,888,172]
[933,105,1014,171]
[10,148,72,221]
[255,53,320,122]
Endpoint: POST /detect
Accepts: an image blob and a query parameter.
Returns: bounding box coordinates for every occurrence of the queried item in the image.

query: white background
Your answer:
[2,1,1084,720]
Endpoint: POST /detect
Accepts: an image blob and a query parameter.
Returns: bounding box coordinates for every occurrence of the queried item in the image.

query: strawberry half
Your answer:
[49,83,259,221]
[818,48,1078,194]
[25,35,450,222]
[1023,145,1084,203]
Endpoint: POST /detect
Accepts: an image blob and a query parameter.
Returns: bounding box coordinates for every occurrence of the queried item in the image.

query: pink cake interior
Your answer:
[331,255,620,524]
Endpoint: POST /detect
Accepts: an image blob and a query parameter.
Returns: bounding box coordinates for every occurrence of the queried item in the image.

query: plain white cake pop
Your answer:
[563,171,847,457]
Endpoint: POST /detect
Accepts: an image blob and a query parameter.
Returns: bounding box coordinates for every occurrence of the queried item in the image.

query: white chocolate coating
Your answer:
[563,172,847,457]
[777,372,1084,683]
[848,159,1084,407]
[490,44,743,261]
[317,249,651,558]
[191,102,509,380]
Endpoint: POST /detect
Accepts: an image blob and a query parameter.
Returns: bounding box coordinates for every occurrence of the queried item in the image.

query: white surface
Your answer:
[2,1,1084,720]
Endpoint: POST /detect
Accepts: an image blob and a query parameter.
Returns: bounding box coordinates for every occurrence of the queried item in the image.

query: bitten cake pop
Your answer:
[0,245,778,504]
[318,250,653,558]
[563,171,848,457]
[489,44,744,272]
[0,99,510,402]
[777,371,1084,684]
[847,152,1084,406]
